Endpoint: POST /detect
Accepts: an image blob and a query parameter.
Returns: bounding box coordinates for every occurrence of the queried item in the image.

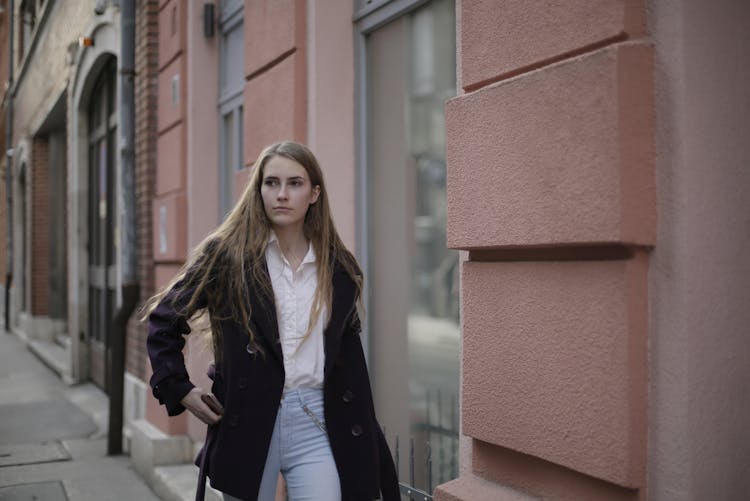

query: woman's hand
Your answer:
[180,387,223,425]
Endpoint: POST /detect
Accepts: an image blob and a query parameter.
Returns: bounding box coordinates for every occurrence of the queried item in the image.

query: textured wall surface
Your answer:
[447,43,654,249]
[436,1,654,499]
[462,257,648,487]
[244,0,307,164]
[458,0,645,91]
[648,0,750,499]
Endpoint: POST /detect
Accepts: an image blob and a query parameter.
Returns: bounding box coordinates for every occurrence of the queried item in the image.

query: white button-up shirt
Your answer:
[265,232,326,390]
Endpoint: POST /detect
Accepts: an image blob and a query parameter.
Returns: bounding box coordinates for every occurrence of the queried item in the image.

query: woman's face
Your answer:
[260,155,320,231]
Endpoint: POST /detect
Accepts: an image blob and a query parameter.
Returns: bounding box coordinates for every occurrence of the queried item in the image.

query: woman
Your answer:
[144,141,400,501]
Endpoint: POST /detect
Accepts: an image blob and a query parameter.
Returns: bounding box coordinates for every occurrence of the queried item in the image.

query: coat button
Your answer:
[342,390,354,403]
[351,424,363,437]
[238,377,248,390]
[228,414,240,427]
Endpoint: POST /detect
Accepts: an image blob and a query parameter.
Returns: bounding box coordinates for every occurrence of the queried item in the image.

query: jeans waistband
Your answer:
[281,386,323,405]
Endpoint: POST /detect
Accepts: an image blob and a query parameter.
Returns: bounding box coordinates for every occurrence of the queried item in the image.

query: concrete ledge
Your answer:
[434,475,538,501]
[130,418,194,486]
[18,312,67,342]
[124,373,149,453]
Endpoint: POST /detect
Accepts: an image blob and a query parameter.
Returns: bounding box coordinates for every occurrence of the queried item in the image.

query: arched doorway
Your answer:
[86,57,117,391]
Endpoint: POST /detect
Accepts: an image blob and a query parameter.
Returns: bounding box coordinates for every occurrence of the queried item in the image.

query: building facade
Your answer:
[1,1,748,500]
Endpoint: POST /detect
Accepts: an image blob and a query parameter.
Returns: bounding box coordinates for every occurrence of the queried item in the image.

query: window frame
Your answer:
[217,1,244,221]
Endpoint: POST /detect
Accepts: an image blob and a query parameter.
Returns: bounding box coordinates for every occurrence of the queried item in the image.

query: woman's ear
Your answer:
[310,185,321,204]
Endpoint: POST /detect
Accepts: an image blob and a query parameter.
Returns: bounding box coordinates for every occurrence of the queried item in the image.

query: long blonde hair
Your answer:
[141,141,363,358]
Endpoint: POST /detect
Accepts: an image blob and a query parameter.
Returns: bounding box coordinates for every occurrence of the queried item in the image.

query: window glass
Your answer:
[218,5,244,219]
[366,0,458,491]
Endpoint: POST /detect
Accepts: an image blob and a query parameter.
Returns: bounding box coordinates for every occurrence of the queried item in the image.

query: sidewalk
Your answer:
[0,331,161,501]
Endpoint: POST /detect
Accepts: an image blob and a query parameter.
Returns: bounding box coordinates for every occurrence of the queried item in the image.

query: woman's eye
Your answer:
[264,179,277,186]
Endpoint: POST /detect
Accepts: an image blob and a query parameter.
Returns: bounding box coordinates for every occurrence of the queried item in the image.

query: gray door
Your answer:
[87,58,117,391]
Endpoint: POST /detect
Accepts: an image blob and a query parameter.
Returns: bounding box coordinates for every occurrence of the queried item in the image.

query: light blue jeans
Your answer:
[222,387,341,501]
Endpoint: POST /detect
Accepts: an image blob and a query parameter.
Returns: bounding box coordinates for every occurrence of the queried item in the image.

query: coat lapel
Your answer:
[247,260,284,364]
[323,263,358,379]
[246,255,358,377]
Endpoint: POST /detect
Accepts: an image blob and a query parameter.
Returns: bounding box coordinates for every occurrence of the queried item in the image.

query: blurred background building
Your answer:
[0,1,747,500]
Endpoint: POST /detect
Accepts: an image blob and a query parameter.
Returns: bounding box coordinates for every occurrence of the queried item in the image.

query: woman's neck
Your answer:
[272,225,309,268]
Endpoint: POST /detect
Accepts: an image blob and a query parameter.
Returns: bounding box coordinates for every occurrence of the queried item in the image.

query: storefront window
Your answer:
[364,0,457,491]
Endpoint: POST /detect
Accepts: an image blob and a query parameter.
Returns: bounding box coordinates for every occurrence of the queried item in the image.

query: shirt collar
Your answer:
[267,230,316,265]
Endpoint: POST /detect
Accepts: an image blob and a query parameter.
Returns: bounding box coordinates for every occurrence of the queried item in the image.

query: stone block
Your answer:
[158,57,185,132]
[244,52,306,165]
[245,0,305,78]
[447,43,654,249]
[156,123,185,196]
[130,418,193,485]
[158,0,185,69]
[461,255,648,487]
[459,0,646,90]
[152,193,187,263]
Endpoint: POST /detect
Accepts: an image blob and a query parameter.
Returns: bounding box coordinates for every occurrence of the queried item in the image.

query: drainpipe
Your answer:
[108,0,138,455]
[5,0,14,333]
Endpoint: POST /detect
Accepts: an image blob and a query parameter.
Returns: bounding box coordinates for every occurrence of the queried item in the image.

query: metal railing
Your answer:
[386,388,459,500]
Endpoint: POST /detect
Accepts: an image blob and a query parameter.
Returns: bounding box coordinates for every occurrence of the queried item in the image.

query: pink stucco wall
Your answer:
[244,0,307,165]
[462,256,648,488]
[648,0,750,498]
[447,43,654,249]
[305,0,356,249]
[442,0,750,499]
[459,0,646,91]
[439,1,653,499]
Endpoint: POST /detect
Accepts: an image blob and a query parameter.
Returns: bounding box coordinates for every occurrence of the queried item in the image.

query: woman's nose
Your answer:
[277,184,288,199]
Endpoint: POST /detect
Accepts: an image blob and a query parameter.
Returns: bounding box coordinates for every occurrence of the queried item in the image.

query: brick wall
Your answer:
[30,138,49,316]
[126,0,159,381]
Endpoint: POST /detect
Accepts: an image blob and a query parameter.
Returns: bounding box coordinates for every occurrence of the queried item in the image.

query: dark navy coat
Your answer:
[147,258,400,501]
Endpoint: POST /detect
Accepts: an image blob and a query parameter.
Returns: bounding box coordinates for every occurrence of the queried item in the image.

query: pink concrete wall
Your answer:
[244,52,307,165]
[648,0,750,498]
[305,0,356,249]
[438,1,654,499]
[446,43,654,249]
[244,0,307,166]
[462,256,648,487]
[158,0,185,68]
[155,124,184,195]
[459,0,646,91]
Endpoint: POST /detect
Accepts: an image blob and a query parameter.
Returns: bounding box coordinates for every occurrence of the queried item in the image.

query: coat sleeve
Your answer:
[147,274,208,416]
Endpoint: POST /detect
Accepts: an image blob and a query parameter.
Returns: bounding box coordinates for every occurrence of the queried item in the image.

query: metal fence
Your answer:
[386,389,459,500]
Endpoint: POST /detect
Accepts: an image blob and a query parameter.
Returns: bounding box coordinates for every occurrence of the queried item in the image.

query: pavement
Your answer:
[0,331,162,501]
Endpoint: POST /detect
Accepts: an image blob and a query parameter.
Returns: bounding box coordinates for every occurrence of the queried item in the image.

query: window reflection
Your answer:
[367,0,457,492]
